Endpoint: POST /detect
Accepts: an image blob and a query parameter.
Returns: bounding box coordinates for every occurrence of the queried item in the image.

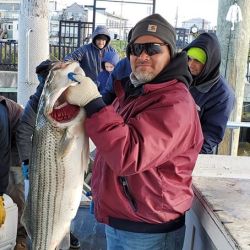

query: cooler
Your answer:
[0,194,18,250]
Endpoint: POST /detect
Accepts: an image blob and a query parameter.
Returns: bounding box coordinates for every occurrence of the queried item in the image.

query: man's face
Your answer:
[95,38,107,49]
[129,35,171,82]
[188,57,205,76]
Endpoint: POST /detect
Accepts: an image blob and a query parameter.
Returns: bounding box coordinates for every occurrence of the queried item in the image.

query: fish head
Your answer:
[41,61,86,128]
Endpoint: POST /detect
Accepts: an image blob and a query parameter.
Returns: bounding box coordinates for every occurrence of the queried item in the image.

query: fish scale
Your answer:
[21,61,89,250]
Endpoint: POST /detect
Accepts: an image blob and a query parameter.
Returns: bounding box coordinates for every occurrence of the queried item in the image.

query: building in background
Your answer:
[0,0,19,39]
[182,17,212,30]
[0,0,128,43]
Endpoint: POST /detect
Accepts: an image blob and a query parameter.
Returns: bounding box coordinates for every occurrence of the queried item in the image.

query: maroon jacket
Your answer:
[86,78,203,228]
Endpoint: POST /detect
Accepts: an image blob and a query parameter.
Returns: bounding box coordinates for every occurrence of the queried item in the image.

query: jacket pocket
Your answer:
[119,176,137,212]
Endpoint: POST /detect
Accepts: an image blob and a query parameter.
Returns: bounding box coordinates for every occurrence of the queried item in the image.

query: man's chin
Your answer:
[134,72,155,82]
[190,71,199,76]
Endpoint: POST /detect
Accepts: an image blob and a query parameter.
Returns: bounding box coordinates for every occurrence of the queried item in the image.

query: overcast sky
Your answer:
[58,0,218,28]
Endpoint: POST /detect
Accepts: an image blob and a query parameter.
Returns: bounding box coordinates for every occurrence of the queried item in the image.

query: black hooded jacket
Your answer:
[0,97,23,195]
[183,33,235,154]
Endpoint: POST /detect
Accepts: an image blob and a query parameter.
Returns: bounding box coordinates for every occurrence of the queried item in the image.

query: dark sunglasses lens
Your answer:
[130,43,164,56]
[146,44,162,56]
[130,44,143,56]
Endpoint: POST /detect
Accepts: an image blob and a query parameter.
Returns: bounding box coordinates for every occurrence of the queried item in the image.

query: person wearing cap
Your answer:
[64,13,203,249]
[64,25,117,84]
[183,33,235,154]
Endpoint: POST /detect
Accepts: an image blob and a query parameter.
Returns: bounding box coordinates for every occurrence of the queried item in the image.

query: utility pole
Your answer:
[175,4,179,28]
[217,0,250,155]
[18,0,49,106]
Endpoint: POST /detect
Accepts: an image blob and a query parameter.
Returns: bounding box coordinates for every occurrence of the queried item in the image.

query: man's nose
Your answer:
[138,50,150,60]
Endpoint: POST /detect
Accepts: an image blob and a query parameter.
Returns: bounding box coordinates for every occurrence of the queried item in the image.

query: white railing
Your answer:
[226,121,250,155]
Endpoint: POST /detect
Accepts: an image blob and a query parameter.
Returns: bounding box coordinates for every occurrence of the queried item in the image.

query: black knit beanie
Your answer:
[127,14,176,58]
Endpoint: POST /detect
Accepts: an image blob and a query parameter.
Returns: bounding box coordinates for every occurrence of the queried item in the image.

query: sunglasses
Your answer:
[128,43,167,57]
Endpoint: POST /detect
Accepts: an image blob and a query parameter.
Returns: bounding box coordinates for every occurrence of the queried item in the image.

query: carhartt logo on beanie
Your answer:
[187,47,207,64]
[147,24,157,32]
[127,13,176,58]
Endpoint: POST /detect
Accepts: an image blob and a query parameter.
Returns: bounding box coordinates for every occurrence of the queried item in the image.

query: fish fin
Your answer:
[82,135,90,174]
[21,195,32,239]
[58,130,74,157]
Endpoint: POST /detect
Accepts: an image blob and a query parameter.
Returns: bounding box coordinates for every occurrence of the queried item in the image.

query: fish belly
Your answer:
[22,118,88,250]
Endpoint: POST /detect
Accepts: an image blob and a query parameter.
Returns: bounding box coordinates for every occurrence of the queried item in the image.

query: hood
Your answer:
[92,25,111,48]
[183,32,221,86]
[101,51,120,70]
[151,51,192,87]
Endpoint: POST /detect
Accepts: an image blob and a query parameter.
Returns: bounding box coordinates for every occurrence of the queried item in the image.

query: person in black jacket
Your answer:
[0,96,28,249]
[0,100,10,228]
[183,33,235,154]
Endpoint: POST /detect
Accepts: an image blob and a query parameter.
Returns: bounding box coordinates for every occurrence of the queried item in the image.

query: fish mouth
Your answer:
[49,89,80,123]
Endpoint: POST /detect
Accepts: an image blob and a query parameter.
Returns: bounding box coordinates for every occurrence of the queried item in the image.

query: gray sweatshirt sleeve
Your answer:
[16,102,37,162]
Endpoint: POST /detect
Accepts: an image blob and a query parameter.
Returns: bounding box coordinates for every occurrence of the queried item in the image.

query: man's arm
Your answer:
[200,95,235,154]
[16,60,55,162]
[16,102,37,162]
[64,46,86,62]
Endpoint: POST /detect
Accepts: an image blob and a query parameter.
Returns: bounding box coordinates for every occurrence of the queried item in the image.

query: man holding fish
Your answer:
[15,13,203,250]
[64,13,203,250]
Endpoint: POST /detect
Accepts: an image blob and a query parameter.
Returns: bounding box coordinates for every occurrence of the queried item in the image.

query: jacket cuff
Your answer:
[84,97,106,117]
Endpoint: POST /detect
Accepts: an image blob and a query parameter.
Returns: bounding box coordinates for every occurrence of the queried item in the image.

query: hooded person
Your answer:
[63,13,203,250]
[97,51,120,95]
[102,28,134,104]
[183,33,235,154]
[64,25,117,83]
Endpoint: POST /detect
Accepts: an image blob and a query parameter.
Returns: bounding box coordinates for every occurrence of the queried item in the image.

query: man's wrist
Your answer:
[85,97,106,117]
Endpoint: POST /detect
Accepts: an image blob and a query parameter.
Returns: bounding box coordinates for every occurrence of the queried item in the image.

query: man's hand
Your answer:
[66,75,101,107]
[22,162,29,180]
[0,195,6,227]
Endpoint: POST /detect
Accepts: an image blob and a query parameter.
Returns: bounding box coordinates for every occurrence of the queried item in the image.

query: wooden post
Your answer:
[217,0,250,155]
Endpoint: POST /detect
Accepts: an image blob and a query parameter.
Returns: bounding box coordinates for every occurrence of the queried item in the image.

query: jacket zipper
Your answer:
[119,176,137,212]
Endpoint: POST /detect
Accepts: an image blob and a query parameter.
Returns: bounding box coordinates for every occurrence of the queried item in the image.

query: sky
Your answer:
[58,0,218,28]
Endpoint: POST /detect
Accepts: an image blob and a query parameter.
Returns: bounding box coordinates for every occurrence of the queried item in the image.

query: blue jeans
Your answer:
[105,224,186,250]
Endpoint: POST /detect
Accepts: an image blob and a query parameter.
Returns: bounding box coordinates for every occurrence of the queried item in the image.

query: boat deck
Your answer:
[71,205,106,250]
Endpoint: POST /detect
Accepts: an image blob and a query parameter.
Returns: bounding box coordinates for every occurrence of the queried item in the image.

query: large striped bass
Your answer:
[21,61,89,250]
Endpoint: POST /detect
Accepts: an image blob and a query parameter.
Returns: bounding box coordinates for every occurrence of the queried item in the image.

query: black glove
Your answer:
[29,60,58,113]
[36,59,57,80]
